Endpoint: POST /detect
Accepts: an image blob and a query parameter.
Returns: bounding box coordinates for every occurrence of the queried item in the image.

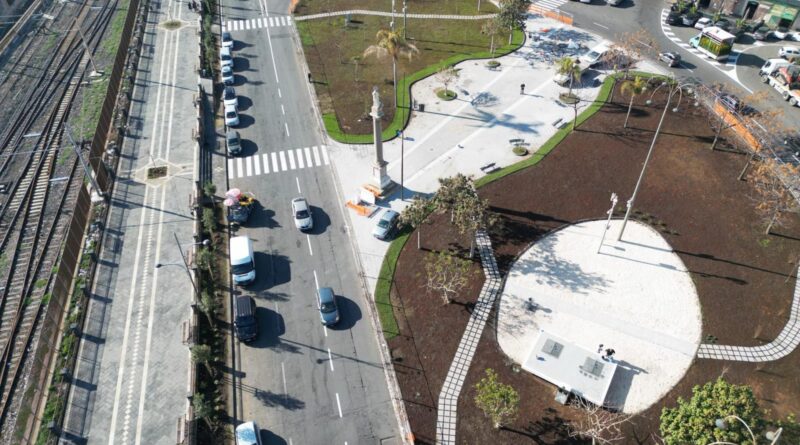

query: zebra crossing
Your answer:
[529,0,568,12]
[659,9,739,69]
[227,145,330,179]
[223,15,293,32]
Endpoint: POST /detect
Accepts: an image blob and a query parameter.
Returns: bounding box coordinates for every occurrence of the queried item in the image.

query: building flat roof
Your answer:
[523,330,618,406]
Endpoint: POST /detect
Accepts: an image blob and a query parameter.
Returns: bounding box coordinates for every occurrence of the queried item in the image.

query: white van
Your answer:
[230,235,255,286]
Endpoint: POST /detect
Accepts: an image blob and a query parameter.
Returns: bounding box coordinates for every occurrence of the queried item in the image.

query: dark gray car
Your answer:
[234,296,258,341]
[317,287,340,326]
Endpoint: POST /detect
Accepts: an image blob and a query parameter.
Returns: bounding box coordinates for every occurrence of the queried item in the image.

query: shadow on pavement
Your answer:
[329,295,362,331]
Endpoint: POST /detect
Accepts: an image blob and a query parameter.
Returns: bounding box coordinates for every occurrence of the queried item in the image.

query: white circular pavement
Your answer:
[497,220,702,413]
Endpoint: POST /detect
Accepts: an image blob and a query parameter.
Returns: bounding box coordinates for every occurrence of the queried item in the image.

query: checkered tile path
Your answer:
[697,267,800,361]
[436,230,501,444]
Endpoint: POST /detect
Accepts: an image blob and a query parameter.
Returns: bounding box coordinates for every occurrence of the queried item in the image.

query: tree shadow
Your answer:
[253,389,305,410]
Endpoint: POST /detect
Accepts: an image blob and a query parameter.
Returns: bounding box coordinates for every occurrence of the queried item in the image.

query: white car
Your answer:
[773,27,790,40]
[220,46,234,68]
[694,17,712,30]
[235,421,262,445]
[779,46,800,59]
[291,197,313,231]
[221,31,234,48]
[221,65,234,85]
[580,44,609,68]
[225,104,239,127]
[787,32,800,42]
[224,86,238,108]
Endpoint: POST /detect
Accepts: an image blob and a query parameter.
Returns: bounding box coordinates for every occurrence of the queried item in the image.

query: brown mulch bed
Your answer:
[388,83,800,444]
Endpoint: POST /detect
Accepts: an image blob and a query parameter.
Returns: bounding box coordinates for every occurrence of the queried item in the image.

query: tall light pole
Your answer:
[403,0,407,38]
[155,233,210,297]
[617,79,695,241]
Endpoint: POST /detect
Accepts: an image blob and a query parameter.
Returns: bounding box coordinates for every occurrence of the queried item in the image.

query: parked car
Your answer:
[658,51,682,67]
[607,0,623,6]
[753,26,771,41]
[291,197,313,231]
[235,421,262,445]
[694,17,712,29]
[226,130,242,155]
[666,11,682,25]
[689,34,701,48]
[372,209,399,240]
[316,287,340,326]
[779,46,800,59]
[220,46,234,68]
[714,19,731,31]
[225,104,239,127]
[773,26,791,40]
[578,0,591,4]
[681,13,700,27]
[787,31,800,42]
[234,296,258,342]
[221,31,234,48]
[221,65,234,85]
[224,86,238,108]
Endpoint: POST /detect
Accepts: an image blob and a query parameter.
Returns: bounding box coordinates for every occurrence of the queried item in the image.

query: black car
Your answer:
[658,51,682,67]
[666,11,682,25]
[234,296,258,342]
[714,19,732,31]
[681,13,700,26]
[718,94,758,116]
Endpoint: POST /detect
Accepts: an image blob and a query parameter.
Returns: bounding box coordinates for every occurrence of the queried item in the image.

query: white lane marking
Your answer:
[271,152,279,172]
[307,234,313,256]
[281,104,285,115]
[253,155,261,175]
[227,158,234,178]
[296,149,305,168]
[287,148,297,169]
[296,177,302,193]
[324,325,328,337]
[245,155,253,176]
[236,157,244,178]
[287,15,292,23]
[279,151,287,171]
[328,348,334,371]
[263,1,280,84]
[312,146,321,166]
[593,22,609,29]
[304,147,312,166]
[285,122,290,137]
[263,154,270,173]
[321,145,330,165]
[281,362,288,395]
[278,88,282,98]
[314,270,319,289]
[335,393,343,418]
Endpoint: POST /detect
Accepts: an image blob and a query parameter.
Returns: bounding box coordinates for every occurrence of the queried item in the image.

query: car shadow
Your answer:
[329,295,362,331]
[736,51,766,70]
[308,206,331,235]
[261,430,288,445]
[237,95,253,111]
[233,57,250,71]
[236,114,255,129]
[245,205,280,230]
[233,74,247,86]
[244,251,290,291]
[238,138,258,157]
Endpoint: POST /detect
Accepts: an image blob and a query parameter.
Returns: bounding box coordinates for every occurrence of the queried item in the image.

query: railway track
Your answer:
[0,0,122,434]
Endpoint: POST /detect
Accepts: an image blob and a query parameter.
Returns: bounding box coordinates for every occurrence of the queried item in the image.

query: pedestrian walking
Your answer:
[520,83,525,95]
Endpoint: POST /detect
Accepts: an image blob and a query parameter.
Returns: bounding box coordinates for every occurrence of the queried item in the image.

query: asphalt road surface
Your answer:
[219,0,401,443]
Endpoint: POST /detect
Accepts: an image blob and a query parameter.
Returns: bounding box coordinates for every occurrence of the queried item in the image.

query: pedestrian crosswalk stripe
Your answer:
[257,18,264,28]
[227,146,331,179]
[223,15,293,32]
[269,17,275,27]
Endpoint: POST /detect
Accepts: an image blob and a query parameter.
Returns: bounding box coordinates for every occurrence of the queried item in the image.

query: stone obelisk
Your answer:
[370,86,393,194]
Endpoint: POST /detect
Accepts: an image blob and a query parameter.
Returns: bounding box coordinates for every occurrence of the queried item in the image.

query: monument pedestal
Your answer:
[371,161,394,195]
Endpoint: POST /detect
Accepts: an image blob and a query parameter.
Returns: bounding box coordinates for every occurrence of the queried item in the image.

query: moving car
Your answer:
[291,197,313,231]
[221,65,234,85]
[694,17,712,29]
[689,34,701,48]
[221,31,234,48]
[224,86,238,108]
[220,46,234,68]
[235,421,262,445]
[779,46,800,59]
[372,209,399,240]
[226,130,242,155]
[580,44,609,67]
[658,51,682,67]
[316,287,340,326]
[224,104,239,127]
[234,296,258,342]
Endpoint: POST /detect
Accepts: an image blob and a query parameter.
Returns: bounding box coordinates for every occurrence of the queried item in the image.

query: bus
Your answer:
[696,26,735,61]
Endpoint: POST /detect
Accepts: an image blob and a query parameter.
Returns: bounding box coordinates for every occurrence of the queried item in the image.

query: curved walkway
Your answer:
[436,230,501,445]
[293,10,497,21]
[697,271,800,362]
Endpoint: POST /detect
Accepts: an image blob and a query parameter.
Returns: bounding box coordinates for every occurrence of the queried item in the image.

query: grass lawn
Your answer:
[294,0,523,141]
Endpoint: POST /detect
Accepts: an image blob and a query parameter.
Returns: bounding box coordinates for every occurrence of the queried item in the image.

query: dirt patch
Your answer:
[389,83,800,444]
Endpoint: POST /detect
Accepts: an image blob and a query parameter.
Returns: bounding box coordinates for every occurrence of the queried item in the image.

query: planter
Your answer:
[558,92,580,104]
[436,88,457,101]
[486,60,501,70]
[512,145,528,156]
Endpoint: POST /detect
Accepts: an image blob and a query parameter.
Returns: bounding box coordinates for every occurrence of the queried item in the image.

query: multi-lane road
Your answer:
[219,0,400,443]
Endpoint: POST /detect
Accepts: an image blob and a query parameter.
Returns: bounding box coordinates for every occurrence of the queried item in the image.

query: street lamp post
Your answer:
[155,233,209,297]
[617,79,694,241]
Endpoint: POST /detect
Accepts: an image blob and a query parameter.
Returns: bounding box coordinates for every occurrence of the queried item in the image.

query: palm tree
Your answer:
[363,29,419,108]
[620,76,646,128]
[556,57,582,97]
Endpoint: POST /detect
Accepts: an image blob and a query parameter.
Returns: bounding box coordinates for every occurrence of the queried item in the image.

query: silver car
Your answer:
[372,209,399,240]
[291,197,313,231]
[235,421,262,445]
[317,287,340,326]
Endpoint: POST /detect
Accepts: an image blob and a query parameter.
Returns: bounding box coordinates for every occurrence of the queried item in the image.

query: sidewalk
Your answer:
[61,1,201,443]
[329,14,666,293]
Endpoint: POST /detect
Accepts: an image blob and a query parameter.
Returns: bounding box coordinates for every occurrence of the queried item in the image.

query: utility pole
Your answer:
[65,124,104,197]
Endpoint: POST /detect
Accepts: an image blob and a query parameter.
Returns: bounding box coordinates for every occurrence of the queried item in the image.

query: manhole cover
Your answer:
[147,166,167,179]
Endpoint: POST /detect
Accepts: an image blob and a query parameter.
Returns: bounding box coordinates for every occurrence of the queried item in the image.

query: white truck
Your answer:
[760,58,800,107]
